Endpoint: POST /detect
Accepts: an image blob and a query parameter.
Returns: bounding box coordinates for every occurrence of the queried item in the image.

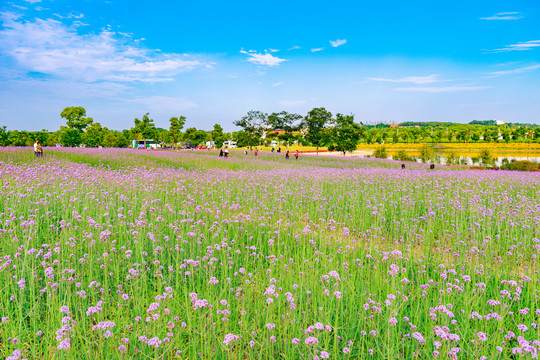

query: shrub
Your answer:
[373,147,387,159]
[479,149,494,166]
[446,151,459,165]
[501,161,539,172]
[395,150,412,161]
[419,145,434,163]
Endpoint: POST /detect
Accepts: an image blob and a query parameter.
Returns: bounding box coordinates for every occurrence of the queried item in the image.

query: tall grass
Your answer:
[0,148,539,359]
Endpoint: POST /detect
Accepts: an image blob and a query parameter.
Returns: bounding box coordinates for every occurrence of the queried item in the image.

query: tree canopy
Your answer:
[60,107,93,132]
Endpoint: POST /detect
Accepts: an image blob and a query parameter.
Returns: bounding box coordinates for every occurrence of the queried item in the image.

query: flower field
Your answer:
[1,148,540,359]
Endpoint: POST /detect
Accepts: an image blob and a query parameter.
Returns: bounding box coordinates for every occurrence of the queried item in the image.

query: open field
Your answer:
[1,147,540,359]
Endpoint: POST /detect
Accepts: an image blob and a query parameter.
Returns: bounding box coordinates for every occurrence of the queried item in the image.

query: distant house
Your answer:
[495,120,505,126]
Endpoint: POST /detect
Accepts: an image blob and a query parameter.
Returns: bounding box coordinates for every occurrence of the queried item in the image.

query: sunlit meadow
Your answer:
[1,148,540,359]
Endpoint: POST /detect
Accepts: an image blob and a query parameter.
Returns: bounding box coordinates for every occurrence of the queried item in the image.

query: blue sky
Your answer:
[0,0,539,131]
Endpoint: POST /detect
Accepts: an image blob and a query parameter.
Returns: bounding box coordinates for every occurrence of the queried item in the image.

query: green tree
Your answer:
[373,147,388,159]
[210,124,227,148]
[169,116,186,148]
[392,131,399,144]
[302,107,332,154]
[103,131,129,148]
[325,113,362,156]
[479,149,494,166]
[131,113,157,148]
[233,110,267,149]
[60,127,82,147]
[82,122,106,147]
[0,126,9,146]
[446,151,459,165]
[183,128,208,146]
[419,145,434,163]
[60,107,93,132]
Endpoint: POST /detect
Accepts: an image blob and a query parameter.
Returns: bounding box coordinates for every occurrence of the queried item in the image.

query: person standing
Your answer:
[36,141,43,157]
[285,150,290,160]
[295,150,299,160]
[34,140,38,157]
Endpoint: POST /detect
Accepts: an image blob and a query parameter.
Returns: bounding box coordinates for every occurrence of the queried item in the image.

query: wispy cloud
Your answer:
[490,64,540,76]
[394,85,490,93]
[329,39,347,47]
[481,11,523,20]
[493,40,540,52]
[0,11,206,83]
[272,81,283,87]
[279,100,307,107]
[311,48,324,52]
[287,45,301,51]
[268,48,279,53]
[23,0,41,3]
[240,49,286,66]
[369,74,439,85]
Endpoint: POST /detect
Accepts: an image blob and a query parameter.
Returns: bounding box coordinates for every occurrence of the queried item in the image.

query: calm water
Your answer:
[358,154,540,167]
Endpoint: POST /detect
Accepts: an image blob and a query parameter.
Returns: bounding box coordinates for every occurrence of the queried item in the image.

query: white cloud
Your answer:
[481,12,523,20]
[490,64,540,76]
[311,47,324,52]
[369,74,439,84]
[394,86,490,93]
[268,48,279,53]
[272,81,283,87]
[329,39,347,47]
[279,100,307,107]
[132,96,198,111]
[0,11,206,83]
[240,49,286,66]
[23,0,41,3]
[493,40,540,52]
[287,45,301,50]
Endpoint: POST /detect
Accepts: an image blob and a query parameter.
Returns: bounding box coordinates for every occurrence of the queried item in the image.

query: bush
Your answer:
[479,149,494,166]
[373,147,387,159]
[446,151,459,165]
[419,145,434,163]
[501,161,539,172]
[395,150,412,161]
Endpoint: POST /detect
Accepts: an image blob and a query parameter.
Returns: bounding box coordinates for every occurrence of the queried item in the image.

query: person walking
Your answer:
[295,150,299,160]
[285,150,290,160]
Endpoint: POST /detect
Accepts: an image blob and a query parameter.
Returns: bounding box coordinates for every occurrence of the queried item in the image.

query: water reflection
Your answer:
[358,154,540,167]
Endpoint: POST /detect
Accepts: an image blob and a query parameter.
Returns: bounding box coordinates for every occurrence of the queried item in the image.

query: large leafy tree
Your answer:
[267,111,302,146]
[103,131,129,148]
[131,113,157,148]
[325,113,362,156]
[233,110,267,149]
[302,107,332,154]
[60,107,93,132]
[210,124,227,148]
[60,127,82,147]
[82,122,107,147]
[0,126,9,146]
[169,116,186,148]
[183,128,208,147]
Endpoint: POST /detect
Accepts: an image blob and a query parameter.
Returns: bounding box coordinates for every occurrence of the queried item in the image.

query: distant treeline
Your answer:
[1,107,539,150]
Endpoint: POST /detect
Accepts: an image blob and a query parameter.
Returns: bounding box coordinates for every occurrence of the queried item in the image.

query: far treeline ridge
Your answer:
[1,107,540,154]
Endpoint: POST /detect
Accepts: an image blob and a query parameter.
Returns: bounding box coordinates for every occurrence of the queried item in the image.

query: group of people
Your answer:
[218,149,229,158]
[33,140,43,157]
[221,147,300,160]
